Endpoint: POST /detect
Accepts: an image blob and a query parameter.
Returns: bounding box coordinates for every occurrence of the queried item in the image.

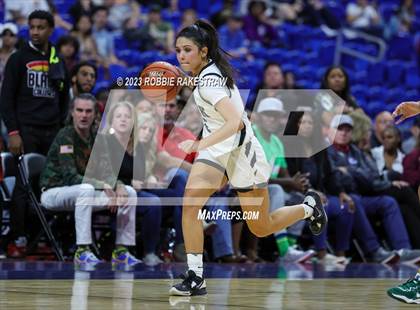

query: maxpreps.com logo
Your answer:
[26,61,55,98]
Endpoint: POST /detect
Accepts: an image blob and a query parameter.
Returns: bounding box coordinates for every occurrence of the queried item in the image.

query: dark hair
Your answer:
[70,93,97,112]
[56,35,80,56]
[73,14,92,33]
[71,61,97,79]
[320,65,358,108]
[28,10,54,28]
[93,5,108,15]
[176,19,235,89]
[263,61,282,73]
[383,125,402,150]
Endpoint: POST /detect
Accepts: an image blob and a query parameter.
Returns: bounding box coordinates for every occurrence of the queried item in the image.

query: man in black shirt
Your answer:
[0,10,69,257]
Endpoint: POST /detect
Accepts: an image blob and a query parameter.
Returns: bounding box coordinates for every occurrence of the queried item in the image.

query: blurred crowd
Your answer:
[0,0,419,267]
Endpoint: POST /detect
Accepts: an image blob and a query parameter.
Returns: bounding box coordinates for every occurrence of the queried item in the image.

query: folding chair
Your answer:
[0,152,16,202]
[17,153,64,261]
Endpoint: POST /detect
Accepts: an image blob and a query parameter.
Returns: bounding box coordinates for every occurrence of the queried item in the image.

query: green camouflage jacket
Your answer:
[39,125,119,190]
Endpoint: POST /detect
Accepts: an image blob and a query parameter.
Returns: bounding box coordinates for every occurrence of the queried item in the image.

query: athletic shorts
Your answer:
[195,135,271,191]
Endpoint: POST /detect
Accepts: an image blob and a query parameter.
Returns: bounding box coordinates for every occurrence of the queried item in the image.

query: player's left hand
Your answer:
[178,140,199,154]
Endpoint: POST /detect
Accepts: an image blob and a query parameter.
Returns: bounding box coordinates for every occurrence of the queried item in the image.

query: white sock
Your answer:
[302,204,314,219]
[187,253,203,278]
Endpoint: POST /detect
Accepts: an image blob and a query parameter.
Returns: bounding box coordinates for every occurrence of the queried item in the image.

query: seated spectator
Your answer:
[371,111,394,148]
[320,66,360,113]
[69,0,97,24]
[385,0,415,40]
[328,114,420,258]
[71,15,103,66]
[251,62,285,110]
[371,126,405,179]
[137,111,189,263]
[177,9,197,33]
[253,98,315,263]
[0,23,18,89]
[288,111,355,264]
[57,35,80,73]
[298,0,341,30]
[92,6,125,67]
[39,94,140,265]
[108,0,140,30]
[143,5,175,54]
[243,0,280,47]
[5,0,49,25]
[403,134,420,189]
[210,0,236,29]
[402,116,420,154]
[135,98,155,115]
[101,101,163,266]
[219,14,252,60]
[346,0,383,37]
[70,62,97,100]
[161,0,182,23]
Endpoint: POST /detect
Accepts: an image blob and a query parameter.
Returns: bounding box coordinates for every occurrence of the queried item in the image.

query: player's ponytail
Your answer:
[176,20,235,89]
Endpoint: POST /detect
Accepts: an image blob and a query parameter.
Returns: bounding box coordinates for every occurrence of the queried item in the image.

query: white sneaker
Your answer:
[318,253,349,265]
[143,253,163,266]
[282,247,315,263]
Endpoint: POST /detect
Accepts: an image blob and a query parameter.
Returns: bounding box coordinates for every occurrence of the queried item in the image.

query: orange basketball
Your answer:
[140,61,181,103]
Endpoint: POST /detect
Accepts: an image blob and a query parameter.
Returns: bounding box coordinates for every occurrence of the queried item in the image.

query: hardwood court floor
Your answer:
[0,278,414,309]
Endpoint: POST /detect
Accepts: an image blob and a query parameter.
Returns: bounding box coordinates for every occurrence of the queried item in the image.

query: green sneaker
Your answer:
[112,246,141,266]
[387,274,420,304]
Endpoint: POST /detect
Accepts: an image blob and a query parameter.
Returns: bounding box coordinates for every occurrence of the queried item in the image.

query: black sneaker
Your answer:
[169,270,207,296]
[304,190,327,236]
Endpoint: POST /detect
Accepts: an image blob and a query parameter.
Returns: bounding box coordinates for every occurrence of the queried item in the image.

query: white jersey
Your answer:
[193,61,252,157]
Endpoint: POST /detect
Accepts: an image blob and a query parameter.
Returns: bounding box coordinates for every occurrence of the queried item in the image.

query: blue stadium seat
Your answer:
[367,62,386,85]
[50,27,68,44]
[319,42,335,66]
[387,35,414,60]
[352,84,367,102]
[365,101,385,118]
[386,60,405,87]
[367,86,385,101]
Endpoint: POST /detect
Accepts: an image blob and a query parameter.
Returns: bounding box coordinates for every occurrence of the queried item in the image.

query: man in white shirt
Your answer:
[346,0,382,36]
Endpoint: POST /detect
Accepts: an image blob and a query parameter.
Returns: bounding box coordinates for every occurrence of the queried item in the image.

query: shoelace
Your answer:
[400,277,418,289]
[179,272,195,287]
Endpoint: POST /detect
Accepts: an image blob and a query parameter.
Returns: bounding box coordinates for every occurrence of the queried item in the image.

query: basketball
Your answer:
[140,61,181,103]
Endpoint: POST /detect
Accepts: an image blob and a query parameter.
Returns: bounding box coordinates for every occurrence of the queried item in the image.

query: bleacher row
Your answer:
[3,0,420,121]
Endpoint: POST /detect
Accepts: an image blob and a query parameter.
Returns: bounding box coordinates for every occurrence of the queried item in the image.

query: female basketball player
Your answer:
[169,20,327,296]
[388,100,420,304]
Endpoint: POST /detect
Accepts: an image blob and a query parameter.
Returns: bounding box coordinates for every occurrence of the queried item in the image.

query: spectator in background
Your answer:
[299,0,341,30]
[70,61,97,100]
[328,114,420,255]
[137,111,189,262]
[251,62,285,110]
[371,111,394,148]
[371,126,405,180]
[0,23,18,152]
[253,98,314,263]
[320,66,360,113]
[143,5,175,54]
[162,0,182,23]
[0,10,69,258]
[92,6,125,67]
[56,35,80,73]
[71,15,102,66]
[386,0,415,40]
[136,98,155,115]
[219,14,252,60]
[40,94,140,266]
[284,71,299,89]
[69,0,96,24]
[403,134,420,190]
[5,0,49,25]
[122,16,155,51]
[211,0,236,29]
[243,0,280,47]
[288,111,355,265]
[0,23,18,90]
[177,9,198,33]
[346,0,383,37]
[402,117,420,154]
[108,0,140,30]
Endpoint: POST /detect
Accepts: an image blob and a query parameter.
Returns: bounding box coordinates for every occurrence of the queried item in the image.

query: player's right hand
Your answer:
[392,101,420,124]
[9,134,24,155]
